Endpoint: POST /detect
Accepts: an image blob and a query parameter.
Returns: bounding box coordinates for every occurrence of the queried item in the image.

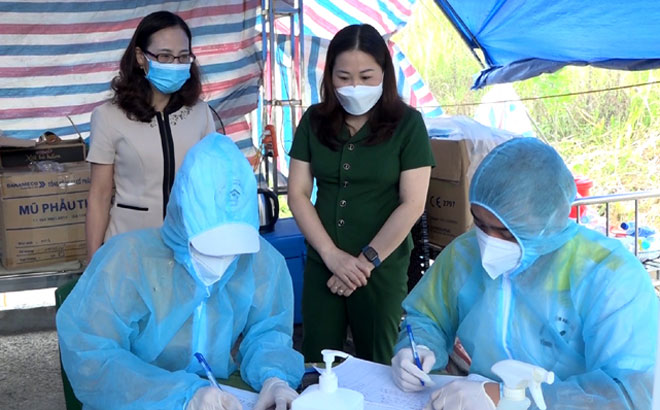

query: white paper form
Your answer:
[218,357,463,410]
[219,384,258,409]
[332,356,462,410]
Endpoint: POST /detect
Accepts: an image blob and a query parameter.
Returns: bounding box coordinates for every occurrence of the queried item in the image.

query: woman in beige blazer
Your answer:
[86,11,215,259]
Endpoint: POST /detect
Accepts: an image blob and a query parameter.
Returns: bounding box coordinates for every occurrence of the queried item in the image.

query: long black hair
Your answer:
[312,24,405,150]
[111,11,202,122]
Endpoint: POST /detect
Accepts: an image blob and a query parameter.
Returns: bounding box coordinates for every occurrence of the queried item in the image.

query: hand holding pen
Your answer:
[194,352,223,391]
[407,324,426,386]
[391,325,436,392]
[187,353,242,410]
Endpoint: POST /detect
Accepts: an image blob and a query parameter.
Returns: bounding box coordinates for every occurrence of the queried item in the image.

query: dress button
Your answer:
[348,143,355,151]
[337,219,345,227]
[343,180,349,188]
[339,200,347,207]
[343,163,351,171]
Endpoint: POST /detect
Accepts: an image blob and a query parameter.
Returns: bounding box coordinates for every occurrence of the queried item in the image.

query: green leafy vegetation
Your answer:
[279,195,292,218]
[393,0,660,230]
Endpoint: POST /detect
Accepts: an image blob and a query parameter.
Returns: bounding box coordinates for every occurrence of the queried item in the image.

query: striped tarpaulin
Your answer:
[0,0,261,149]
[270,0,442,114]
[0,0,441,157]
[267,0,443,175]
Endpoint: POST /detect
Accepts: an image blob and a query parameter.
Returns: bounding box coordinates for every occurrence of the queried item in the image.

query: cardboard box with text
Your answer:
[0,136,87,168]
[426,138,472,247]
[0,163,90,268]
[424,116,519,248]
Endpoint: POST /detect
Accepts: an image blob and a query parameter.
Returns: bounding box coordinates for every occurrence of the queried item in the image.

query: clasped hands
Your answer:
[323,248,373,297]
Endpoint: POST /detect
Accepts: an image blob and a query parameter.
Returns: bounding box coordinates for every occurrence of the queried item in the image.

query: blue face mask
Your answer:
[144,59,191,94]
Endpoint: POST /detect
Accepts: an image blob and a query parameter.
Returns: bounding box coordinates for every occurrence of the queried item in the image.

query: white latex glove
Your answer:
[424,379,496,410]
[391,346,436,392]
[253,377,298,410]
[186,386,243,410]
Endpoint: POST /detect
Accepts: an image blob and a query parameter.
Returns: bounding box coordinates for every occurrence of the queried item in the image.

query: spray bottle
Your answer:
[491,359,555,410]
[291,349,364,410]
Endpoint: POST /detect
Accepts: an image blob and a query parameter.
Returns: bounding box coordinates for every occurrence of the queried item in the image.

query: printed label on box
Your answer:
[1,223,86,268]
[1,192,88,230]
[0,164,90,198]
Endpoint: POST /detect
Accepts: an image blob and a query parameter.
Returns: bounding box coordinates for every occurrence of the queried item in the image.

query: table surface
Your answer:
[0,260,83,293]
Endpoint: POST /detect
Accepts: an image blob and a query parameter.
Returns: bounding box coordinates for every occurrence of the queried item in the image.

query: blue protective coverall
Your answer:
[395,138,658,409]
[57,133,304,409]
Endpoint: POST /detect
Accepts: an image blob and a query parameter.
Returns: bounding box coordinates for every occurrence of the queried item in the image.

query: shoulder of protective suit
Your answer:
[564,225,647,282]
[248,237,287,274]
[425,230,480,279]
[93,228,169,269]
[573,225,637,261]
[442,230,480,259]
[258,236,285,259]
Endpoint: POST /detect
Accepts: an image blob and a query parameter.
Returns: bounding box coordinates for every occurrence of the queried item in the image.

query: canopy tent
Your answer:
[435,0,660,89]
[0,0,441,157]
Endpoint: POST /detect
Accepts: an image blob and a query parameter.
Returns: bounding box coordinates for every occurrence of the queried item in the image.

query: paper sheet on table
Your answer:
[332,356,462,410]
[219,384,258,408]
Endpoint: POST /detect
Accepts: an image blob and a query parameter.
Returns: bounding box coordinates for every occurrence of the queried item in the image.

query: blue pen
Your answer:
[406,324,425,386]
[194,352,223,391]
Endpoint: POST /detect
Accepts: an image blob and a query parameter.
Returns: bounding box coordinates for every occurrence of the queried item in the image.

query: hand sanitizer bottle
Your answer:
[291,349,364,410]
[491,359,555,410]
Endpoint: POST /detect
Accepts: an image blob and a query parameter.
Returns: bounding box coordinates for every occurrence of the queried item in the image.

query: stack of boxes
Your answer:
[424,116,519,248]
[426,138,472,247]
[0,138,89,269]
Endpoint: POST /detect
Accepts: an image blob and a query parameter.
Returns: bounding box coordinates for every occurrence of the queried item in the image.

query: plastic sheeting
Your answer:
[435,0,660,88]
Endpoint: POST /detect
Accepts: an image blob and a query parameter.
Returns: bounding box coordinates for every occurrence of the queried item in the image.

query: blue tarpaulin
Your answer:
[435,0,660,89]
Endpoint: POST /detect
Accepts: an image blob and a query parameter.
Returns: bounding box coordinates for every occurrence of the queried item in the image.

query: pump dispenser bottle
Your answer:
[291,349,364,410]
[491,359,555,410]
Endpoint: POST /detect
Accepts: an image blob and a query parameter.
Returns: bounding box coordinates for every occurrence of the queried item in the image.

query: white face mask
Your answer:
[475,226,522,279]
[335,82,383,116]
[190,245,237,286]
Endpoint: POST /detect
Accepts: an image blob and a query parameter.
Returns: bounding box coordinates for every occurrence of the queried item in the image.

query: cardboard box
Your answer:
[0,163,90,268]
[424,116,519,247]
[0,136,86,168]
[426,139,473,247]
[0,224,87,269]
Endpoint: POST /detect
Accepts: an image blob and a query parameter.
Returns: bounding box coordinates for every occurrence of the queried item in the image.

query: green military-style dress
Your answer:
[289,104,435,364]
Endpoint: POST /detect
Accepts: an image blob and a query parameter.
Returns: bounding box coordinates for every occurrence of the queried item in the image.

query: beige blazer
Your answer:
[86,100,215,241]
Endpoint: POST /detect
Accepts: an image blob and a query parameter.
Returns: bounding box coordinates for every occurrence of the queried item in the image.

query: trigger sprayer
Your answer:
[291,349,364,410]
[491,359,555,410]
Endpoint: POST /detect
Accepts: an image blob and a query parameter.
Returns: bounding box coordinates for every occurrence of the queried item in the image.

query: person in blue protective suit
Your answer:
[391,137,658,409]
[57,133,304,410]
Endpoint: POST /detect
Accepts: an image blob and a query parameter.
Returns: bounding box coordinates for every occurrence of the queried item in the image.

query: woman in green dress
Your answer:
[288,24,434,364]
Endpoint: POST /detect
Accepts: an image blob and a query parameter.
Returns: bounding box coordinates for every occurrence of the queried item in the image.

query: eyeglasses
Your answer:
[144,50,195,64]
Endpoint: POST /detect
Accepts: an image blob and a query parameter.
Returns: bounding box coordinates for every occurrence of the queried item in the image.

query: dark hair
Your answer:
[111,11,202,122]
[312,24,405,150]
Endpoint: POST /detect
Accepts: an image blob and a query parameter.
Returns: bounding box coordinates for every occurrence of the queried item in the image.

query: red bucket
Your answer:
[570,176,593,219]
